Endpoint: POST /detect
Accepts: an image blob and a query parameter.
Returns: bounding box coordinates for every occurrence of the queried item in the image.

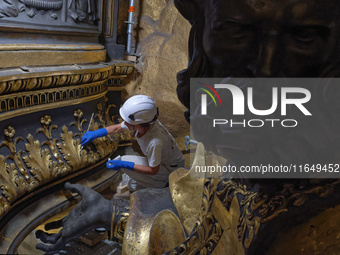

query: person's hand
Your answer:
[81,128,107,146]
[35,182,112,253]
[106,160,134,170]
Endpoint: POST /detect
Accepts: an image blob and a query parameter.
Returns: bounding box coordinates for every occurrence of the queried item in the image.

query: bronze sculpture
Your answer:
[175,0,340,112]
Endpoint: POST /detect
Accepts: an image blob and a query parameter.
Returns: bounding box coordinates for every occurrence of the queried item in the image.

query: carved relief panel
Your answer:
[0,0,103,33]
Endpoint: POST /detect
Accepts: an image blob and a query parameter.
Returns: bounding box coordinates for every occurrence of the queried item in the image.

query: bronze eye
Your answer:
[288,26,330,44]
[293,29,318,43]
[212,20,251,39]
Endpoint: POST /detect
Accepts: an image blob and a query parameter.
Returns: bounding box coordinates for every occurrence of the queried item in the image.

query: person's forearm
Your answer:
[134,164,160,175]
[105,124,124,135]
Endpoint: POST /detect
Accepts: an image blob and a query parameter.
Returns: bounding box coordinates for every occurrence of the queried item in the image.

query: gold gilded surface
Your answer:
[169,143,205,234]
[217,179,288,249]
[0,44,105,51]
[112,66,134,76]
[123,194,151,255]
[149,210,186,254]
[109,199,130,241]
[166,176,223,255]
[0,50,107,68]
[166,174,223,255]
[166,144,223,254]
[0,107,119,220]
[211,197,245,255]
[123,188,183,255]
[167,212,222,255]
[115,212,129,241]
[0,91,107,122]
[0,82,107,120]
[0,62,133,95]
[0,61,134,121]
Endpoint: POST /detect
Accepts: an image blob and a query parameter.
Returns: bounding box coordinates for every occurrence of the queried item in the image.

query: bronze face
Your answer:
[202,0,340,78]
[174,0,340,110]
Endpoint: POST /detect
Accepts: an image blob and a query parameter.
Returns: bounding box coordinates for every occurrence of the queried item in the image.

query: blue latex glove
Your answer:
[81,128,107,146]
[106,160,134,171]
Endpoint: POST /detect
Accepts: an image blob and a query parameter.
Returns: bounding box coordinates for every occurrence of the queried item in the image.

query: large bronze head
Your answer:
[175,0,340,184]
[175,0,340,109]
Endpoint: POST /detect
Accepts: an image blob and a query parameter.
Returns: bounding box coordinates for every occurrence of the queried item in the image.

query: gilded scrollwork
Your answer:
[199,179,217,221]
[165,179,223,255]
[103,97,117,125]
[0,106,120,220]
[96,102,105,124]
[166,212,222,255]
[216,178,340,249]
[215,179,288,248]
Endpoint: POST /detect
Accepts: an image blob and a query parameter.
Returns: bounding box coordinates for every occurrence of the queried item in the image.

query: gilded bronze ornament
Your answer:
[216,178,340,250]
[0,63,133,120]
[0,106,120,220]
[166,177,223,255]
[167,212,222,255]
[109,199,130,241]
[0,72,109,96]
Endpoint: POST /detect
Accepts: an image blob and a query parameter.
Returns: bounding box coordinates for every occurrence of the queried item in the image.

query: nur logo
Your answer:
[199,83,312,116]
[198,83,222,115]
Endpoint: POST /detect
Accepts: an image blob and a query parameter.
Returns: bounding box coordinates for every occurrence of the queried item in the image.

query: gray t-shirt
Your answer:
[133,120,185,188]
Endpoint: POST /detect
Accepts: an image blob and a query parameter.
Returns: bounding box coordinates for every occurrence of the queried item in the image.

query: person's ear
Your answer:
[174,0,203,25]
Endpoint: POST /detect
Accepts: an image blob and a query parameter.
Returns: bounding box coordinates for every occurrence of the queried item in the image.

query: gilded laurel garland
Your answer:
[0,106,119,219]
[165,179,223,255]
